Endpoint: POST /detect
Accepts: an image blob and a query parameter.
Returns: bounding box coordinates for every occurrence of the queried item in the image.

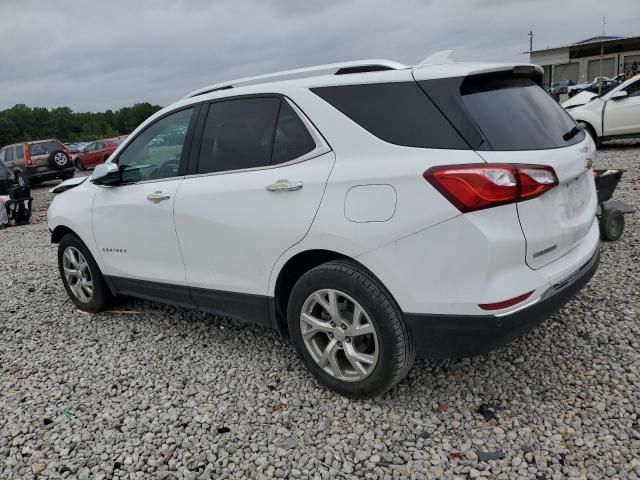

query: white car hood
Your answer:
[562,91,599,109]
[49,176,87,193]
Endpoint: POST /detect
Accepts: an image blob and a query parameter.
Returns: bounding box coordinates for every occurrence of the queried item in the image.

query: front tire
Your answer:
[287,260,414,398]
[58,234,113,313]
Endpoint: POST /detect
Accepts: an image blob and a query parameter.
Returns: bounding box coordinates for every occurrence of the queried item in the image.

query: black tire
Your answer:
[49,150,71,169]
[600,208,624,241]
[287,260,414,398]
[15,172,27,187]
[58,233,113,313]
[75,158,86,171]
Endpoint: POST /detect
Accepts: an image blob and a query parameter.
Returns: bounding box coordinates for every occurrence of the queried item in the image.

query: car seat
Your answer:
[4,186,33,226]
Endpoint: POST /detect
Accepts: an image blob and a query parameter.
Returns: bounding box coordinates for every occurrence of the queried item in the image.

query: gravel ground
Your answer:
[1,143,639,480]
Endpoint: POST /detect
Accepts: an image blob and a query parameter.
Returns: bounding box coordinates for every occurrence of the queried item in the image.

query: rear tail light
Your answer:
[424,163,558,213]
[479,291,534,311]
[24,144,32,167]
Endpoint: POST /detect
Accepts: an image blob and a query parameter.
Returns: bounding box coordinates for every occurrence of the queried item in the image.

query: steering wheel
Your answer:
[157,158,180,178]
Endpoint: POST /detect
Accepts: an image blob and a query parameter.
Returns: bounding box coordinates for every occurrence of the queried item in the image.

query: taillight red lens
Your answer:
[24,144,32,167]
[424,163,558,213]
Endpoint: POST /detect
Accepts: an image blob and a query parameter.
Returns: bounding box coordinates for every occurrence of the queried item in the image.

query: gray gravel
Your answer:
[1,143,639,480]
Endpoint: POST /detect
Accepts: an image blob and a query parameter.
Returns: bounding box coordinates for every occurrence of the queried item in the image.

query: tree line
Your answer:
[0,103,163,146]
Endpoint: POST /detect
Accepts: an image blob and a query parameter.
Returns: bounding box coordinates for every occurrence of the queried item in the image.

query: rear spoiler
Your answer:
[413,62,544,86]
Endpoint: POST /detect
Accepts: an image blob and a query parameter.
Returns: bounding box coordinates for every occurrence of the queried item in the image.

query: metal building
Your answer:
[530,35,640,88]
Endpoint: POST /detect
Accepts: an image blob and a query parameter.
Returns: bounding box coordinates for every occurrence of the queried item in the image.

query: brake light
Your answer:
[24,144,32,167]
[479,291,534,311]
[424,164,558,213]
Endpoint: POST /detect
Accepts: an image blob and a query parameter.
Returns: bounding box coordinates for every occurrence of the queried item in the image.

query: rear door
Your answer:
[174,96,334,306]
[603,78,640,136]
[418,71,597,269]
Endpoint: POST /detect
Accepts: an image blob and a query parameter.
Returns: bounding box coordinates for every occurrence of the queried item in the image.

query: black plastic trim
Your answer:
[404,248,600,359]
[106,276,273,327]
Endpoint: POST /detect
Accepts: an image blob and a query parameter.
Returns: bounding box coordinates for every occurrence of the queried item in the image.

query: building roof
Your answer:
[572,35,624,45]
[532,34,637,53]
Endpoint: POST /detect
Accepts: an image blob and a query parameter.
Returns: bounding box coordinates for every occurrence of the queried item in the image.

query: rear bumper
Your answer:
[405,247,600,359]
[27,166,74,181]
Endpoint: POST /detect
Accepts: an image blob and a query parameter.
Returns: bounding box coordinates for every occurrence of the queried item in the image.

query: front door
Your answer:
[174,97,334,317]
[603,78,640,136]
[92,107,197,305]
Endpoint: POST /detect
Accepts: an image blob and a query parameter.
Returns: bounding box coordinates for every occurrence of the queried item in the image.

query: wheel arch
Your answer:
[271,249,397,335]
[51,224,77,244]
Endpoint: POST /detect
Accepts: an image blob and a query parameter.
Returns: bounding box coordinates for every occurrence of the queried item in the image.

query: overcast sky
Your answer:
[1,0,638,111]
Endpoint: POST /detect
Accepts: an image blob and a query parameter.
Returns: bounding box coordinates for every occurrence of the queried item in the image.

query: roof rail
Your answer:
[183,59,408,99]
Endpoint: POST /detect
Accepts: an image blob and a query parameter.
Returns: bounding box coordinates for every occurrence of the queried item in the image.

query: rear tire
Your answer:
[600,208,624,241]
[58,234,113,313]
[287,260,414,398]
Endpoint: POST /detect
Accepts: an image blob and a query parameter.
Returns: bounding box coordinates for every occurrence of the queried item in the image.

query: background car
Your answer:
[0,160,16,195]
[0,139,74,186]
[567,74,640,143]
[549,79,575,95]
[74,138,124,170]
[67,142,89,155]
[568,78,619,97]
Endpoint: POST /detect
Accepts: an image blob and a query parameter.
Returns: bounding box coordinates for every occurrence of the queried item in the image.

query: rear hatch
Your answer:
[29,140,64,168]
[416,66,597,269]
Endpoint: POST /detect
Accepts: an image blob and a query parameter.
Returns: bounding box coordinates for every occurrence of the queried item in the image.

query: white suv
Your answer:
[48,59,600,397]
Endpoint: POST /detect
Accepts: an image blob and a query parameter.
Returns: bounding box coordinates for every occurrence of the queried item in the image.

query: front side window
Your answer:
[95,142,106,150]
[117,108,193,183]
[624,79,640,98]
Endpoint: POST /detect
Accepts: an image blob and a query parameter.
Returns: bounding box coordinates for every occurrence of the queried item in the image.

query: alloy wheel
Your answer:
[54,152,68,166]
[62,246,93,303]
[300,289,379,382]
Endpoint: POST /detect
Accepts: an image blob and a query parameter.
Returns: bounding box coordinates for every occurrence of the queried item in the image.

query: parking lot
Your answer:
[0,142,639,479]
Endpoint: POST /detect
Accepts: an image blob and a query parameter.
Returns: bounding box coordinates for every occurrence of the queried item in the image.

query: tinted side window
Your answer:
[15,145,24,160]
[311,82,467,149]
[272,101,316,165]
[117,107,193,183]
[29,140,61,155]
[0,148,6,163]
[198,97,281,174]
[5,147,13,162]
[625,79,640,98]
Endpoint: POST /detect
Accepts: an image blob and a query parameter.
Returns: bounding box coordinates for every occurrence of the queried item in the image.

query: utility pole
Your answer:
[528,31,534,54]
[602,16,606,36]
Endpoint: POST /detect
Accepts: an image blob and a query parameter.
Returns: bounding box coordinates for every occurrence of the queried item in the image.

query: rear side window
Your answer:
[29,140,62,156]
[272,101,316,164]
[311,82,467,149]
[197,97,318,174]
[15,145,24,160]
[421,75,584,151]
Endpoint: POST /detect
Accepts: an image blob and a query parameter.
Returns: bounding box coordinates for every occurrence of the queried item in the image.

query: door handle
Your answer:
[266,180,303,192]
[146,191,171,203]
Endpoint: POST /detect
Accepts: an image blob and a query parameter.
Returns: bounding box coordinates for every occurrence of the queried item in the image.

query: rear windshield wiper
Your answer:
[563,123,585,141]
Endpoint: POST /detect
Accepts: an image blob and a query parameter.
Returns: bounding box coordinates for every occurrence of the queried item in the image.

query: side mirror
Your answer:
[91,163,121,186]
[611,90,628,101]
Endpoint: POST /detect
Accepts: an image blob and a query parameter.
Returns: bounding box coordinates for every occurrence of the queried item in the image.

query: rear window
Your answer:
[311,82,468,149]
[420,75,584,151]
[29,140,62,156]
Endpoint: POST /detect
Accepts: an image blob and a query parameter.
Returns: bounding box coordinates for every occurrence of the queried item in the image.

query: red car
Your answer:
[74,138,125,170]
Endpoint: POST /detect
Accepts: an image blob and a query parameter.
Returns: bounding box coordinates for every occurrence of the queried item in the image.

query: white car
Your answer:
[562,90,599,110]
[567,74,640,144]
[48,59,600,397]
